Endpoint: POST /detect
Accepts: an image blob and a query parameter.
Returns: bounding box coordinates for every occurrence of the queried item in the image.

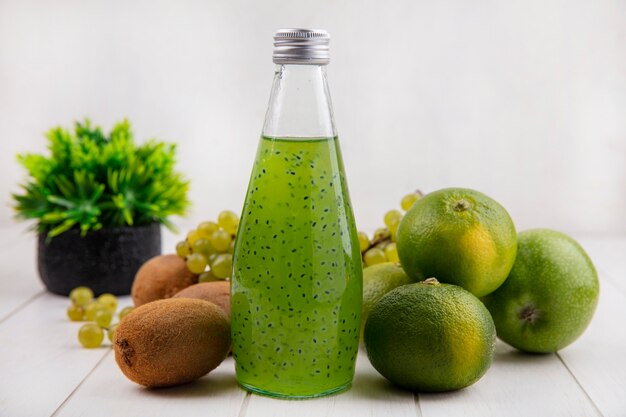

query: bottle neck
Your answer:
[262,64,337,139]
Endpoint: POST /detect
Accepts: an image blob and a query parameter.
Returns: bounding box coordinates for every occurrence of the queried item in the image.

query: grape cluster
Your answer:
[175,210,239,282]
[67,286,134,348]
[358,190,423,267]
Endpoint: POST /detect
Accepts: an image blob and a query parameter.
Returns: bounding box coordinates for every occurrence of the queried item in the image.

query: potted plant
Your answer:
[12,119,190,295]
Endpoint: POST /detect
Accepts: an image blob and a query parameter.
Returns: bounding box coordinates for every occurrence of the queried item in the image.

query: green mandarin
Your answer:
[232,136,362,398]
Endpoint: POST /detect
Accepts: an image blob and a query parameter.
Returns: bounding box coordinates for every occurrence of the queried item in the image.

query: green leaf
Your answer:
[42,212,69,222]
[47,195,75,209]
[122,208,133,226]
[48,219,77,238]
[12,118,190,239]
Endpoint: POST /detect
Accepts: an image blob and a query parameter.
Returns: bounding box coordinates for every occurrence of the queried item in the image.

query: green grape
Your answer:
[211,254,233,279]
[176,241,190,258]
[364,248,387,267]
[208,253,219,264]
[94,309,113,328]
[227,238,236,254]
[210,229,231,252]
[84,302,106,321]
[187,230,201,246]
[192,238,215,257]
[118,306,134,321]
[384,210,402,228]
[69,286,94,307]
[67,305,84,321]
[187,253,208,274]
[78,323,104,348]
[198,270,219,283]
[357,231,370,252]
[372,227,390,242]
[197,221,219,238]
[388,217,401,242]
[108,323,118,343]
[97,293,118,312]
[218,210,239,235]
[384,242,400,263]
[401,192,422,211]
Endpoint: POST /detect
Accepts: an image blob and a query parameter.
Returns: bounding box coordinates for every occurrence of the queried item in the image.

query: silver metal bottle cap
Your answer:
[273,28,330,65]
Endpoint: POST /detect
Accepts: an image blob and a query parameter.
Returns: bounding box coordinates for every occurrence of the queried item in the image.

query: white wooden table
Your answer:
[1,225,624,417]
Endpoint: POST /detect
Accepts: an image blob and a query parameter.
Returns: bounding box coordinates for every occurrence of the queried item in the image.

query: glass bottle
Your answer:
[231,29,362,399]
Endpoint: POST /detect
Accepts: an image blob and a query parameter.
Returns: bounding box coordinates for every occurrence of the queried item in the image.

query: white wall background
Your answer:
[1,0,625,236]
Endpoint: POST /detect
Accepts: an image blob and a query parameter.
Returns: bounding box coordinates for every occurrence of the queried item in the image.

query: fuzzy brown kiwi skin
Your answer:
[173,281,230,319]
[131,254,198,307]
[114,298,231,388]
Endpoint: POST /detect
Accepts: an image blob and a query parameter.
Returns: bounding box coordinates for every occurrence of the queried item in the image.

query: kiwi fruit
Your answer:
[131,254,197,307]
[114,298,231,388]
[173,281,230,319]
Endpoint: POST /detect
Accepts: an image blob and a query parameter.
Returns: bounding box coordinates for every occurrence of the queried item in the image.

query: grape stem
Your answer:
[369,235,391,251]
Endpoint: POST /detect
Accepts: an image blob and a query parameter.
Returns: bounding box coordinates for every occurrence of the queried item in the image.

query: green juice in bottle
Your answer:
[231,30,362,398]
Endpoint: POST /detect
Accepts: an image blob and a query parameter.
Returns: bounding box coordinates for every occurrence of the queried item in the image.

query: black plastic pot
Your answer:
[38,223,161,296]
